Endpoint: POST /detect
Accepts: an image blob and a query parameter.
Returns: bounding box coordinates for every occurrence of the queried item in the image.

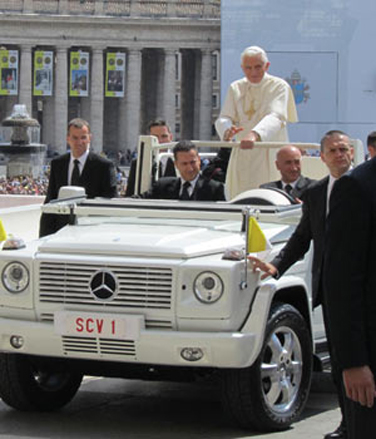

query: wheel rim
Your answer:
[260,325,303,414]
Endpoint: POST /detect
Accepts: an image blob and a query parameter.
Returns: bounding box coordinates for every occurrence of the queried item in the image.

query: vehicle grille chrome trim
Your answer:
[144,319,173,329]
[39,262,173,309]
[62,336,136,357]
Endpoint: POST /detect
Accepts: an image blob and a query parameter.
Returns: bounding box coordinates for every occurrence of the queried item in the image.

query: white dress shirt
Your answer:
[179,174,200,198]
[68,149,90,184]
[282,179,298,192]
[326,174,337,215]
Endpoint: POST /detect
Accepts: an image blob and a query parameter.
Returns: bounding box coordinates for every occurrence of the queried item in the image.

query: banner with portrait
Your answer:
[105,52,126,98]
[33,50,53,96]
[69,51,90,97]
[0,49,18,96]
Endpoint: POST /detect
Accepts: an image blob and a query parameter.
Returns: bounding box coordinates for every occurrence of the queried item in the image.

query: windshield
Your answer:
[76,215,242,232]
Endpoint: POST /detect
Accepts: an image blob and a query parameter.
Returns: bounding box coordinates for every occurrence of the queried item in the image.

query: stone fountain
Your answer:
[0,105,47,178]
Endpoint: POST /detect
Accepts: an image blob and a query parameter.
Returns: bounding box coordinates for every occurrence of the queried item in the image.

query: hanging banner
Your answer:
[33,50,53,96]
[105,52,126,98]
[0,49,18,96]
[69,51,89,97]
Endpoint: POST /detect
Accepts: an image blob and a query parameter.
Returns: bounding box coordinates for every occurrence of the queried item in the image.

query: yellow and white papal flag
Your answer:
[246,216,272,258]
[0,219,7,242]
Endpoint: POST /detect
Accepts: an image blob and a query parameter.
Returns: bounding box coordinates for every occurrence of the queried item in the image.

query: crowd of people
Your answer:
[0,175,49,195]
[0,170,128,197]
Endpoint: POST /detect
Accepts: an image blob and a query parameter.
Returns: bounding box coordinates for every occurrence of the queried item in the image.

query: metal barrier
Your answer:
[135,136,364,197]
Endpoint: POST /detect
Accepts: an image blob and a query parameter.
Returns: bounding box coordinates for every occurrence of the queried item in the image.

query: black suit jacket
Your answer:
[125,156,176,197]
[260,175,316,200]
[39,152,117,237]
[324,158,376,371]
[272,177,328,308]
[141,175,225,201]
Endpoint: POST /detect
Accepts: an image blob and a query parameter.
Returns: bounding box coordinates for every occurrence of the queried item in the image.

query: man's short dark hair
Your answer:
[173,140,197,160]
[147,118,171,133]
[320,130,348,152]
[367,131,376,148]
[68,118,91,133]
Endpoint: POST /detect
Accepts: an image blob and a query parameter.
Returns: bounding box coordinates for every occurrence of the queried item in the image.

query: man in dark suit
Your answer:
[324,157,376,438]
[39,118,117,237]
[140,140,225,201]
[260,145,315,201]
[249,130,354,439]
[125,119,176,196]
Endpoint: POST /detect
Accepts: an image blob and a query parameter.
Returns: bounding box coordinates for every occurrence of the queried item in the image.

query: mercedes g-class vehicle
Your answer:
[0,137,364,431]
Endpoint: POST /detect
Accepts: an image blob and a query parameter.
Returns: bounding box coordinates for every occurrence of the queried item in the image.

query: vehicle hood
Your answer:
[38,221,247,258]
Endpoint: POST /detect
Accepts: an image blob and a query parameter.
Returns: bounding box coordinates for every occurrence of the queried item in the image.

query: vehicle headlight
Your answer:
[2,262,29,293]
[194,271,223,304]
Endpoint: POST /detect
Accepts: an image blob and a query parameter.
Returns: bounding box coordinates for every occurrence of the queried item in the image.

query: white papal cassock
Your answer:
[216,73,298,199]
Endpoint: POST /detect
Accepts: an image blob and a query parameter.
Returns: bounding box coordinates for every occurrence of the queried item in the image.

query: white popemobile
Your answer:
[0,137,364,432]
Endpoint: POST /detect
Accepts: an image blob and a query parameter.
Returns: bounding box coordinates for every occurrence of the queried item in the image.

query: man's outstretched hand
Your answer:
[247,255,277,280]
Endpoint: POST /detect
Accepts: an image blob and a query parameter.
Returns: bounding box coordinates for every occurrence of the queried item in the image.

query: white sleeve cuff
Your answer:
[215,117,233,140]
[253,113,285,141]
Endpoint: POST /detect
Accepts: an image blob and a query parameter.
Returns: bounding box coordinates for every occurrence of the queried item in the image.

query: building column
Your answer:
[203,0,213,18]
[130,0,139,16]
[155,50,164,120]
[19,45,33,115]
[166,1,177,16]
[54,46,69,154]
[198,49,213,140]
[58,0,68,14]
[90,47,105,154]
[180,49,196,140]
[94,1,104,15]
[23,0,33,13]
[163,49,176,137]
[193,50,201,139]
[121,48,142,152]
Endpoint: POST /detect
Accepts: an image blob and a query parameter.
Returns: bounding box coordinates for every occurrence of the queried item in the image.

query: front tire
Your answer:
[221,302,312,431]
[0,353,83,411]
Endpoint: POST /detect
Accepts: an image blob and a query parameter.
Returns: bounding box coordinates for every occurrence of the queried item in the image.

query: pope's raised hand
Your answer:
[224,125,243,141]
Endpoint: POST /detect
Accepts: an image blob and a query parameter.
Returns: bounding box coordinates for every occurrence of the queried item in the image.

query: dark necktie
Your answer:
[285,184,292,195]
[71,159,81,186]
[180,181,191,200]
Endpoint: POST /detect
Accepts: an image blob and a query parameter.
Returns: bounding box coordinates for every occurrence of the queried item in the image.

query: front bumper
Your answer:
[0,317,257,369]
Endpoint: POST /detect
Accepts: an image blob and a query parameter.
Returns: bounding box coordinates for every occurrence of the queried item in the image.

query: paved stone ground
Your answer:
[0,372,340,439]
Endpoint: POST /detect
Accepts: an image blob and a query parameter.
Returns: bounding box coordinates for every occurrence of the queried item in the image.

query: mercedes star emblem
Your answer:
[89,270,118,301]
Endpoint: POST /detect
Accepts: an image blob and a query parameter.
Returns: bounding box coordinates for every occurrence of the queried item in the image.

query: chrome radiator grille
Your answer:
[62,336,136,357]
[39,262,173,309]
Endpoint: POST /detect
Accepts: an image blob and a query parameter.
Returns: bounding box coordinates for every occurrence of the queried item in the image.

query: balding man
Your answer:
[260,145,315,201]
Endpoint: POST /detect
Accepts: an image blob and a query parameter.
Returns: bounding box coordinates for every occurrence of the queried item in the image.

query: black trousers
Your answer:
[321,298,347,425]
[344,389,376,439]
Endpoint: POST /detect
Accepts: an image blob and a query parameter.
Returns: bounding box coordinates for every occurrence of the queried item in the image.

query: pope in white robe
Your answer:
[216,46,298,199]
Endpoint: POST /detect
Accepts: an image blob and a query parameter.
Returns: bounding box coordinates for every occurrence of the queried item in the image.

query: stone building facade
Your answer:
[0,0,220,159]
